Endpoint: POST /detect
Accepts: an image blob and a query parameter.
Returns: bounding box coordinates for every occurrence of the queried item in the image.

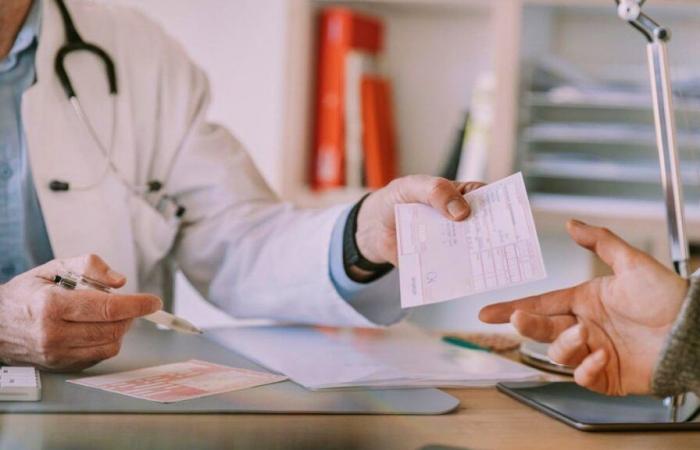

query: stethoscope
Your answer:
[49,0,185,219]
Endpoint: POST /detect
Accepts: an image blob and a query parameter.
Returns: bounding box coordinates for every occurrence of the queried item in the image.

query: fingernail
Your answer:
[447,198,468,218]
[569,219,587,227]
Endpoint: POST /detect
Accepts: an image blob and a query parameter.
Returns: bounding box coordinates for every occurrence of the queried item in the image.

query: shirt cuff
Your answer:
[328,206,406,326]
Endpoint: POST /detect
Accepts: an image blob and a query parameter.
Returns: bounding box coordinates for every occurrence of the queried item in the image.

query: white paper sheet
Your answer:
[395,172,546,308]
[206,325,541,390]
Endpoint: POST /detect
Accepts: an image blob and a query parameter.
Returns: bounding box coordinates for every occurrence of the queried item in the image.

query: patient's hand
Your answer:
[479,220,688,396]
[0,255,161,371]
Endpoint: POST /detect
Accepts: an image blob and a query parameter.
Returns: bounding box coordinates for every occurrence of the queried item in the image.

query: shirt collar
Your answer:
[0,0,42,72]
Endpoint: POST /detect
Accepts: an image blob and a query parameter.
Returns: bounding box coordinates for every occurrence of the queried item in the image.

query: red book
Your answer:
[361,76,397,189]
[311,8,383,191]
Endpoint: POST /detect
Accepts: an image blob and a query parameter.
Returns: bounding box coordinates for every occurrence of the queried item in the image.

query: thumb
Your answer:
[33,254,126,289]
[566,219,634,272]
[394,176,482,221]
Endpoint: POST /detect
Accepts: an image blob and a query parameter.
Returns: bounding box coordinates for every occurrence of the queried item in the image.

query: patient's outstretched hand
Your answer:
[479,220,688,396]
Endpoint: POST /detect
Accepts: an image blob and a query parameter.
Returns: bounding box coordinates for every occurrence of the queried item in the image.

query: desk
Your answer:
[2,388,700,450]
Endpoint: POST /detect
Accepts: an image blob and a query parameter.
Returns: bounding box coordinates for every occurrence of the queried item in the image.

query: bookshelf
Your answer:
[280,0,513,203]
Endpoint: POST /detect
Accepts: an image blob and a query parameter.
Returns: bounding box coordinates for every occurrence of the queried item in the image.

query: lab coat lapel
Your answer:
[22,0,138,290]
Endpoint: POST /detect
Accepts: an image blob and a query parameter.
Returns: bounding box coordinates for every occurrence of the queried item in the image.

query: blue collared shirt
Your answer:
[0,0,53,283]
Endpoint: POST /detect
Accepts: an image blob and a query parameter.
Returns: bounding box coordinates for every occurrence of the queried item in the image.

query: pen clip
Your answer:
[53,272,111,293]
[52,274,77,290]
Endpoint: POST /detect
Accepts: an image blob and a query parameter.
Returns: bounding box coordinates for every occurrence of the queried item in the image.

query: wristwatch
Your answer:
[343,194,394,283]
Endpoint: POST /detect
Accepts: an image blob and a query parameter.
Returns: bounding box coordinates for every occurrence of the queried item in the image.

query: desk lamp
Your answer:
[498,0,700,430]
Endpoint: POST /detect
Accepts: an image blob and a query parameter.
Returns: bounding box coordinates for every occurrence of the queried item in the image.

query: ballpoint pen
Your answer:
[52,272,203,335]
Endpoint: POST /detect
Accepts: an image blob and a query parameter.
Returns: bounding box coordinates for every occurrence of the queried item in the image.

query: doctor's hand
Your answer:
[479,220,688,396]
[356,176,484,265]
[0,255,162,371]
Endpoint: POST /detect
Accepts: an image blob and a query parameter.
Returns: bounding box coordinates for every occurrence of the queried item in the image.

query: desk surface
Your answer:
[2,388,700,450]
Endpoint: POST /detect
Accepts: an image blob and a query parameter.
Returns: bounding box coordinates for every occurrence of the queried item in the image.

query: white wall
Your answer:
[109,0,291,193]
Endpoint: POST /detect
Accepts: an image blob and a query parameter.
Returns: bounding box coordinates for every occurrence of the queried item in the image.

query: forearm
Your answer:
[652,274,700,397]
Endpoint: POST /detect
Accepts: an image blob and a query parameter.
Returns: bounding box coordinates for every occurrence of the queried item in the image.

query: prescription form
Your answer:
[395,172,546,307]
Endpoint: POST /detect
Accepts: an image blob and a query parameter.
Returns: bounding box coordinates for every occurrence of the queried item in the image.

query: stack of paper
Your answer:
[206,325,540,390]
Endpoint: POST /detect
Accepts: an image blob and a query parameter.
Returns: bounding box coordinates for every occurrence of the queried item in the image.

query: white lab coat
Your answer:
[22,0,379,327]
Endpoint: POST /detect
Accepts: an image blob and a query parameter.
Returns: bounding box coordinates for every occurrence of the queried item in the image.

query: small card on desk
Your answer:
[395,172,546,307]
[68,359,287,403]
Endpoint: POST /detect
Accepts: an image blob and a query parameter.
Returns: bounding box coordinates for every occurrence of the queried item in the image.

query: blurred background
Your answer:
[108,0,700,332]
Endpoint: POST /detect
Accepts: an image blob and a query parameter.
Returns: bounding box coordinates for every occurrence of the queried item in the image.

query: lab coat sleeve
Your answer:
[328,207,406,325]
[151,30,394,327]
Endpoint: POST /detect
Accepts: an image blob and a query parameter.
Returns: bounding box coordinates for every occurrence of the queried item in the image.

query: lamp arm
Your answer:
[615,0,693,422]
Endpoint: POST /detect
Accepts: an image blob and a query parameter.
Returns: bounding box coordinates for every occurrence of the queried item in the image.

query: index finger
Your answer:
[57,289,162,322]
[479,285,578,324]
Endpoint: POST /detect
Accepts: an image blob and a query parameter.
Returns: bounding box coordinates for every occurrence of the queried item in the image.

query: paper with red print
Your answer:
[395,172,546,307]
[68,359,287,403]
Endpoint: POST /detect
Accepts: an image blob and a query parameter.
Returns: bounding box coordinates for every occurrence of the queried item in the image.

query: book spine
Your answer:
[361,76,397,189]
[311,9,351,190]
[311,8,384,191]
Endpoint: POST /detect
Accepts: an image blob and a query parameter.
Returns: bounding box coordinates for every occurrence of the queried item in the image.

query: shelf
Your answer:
[527,92,700,113]
[523,155,700,182]
[523,0,700,9]
[532,193,700,225]
[312,0,492,13]
[523,123,700,148]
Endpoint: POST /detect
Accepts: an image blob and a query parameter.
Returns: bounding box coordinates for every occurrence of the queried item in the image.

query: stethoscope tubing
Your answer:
[50,0,185,218]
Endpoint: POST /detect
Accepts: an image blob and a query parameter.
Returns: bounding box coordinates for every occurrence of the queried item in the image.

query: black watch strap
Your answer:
[343,194,394,283]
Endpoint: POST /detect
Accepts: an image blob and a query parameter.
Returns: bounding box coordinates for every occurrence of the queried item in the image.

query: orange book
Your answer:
[311,8,383,191]
[361,76,397,189]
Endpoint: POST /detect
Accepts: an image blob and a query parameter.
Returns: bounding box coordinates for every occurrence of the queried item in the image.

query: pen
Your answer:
[53,272,203,335]
[442,335,490,352]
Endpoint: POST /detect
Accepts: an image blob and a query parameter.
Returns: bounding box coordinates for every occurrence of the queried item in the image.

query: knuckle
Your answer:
[33,293,61,325]
[101,343,121,360]
[387,177,402,191]
[110,322,127,342]
[36,327,61,352]
[101,298,114,321]
[36,336,63,368]
[83,253,108,272]
[427,178,453,201]
[429,177,450,193]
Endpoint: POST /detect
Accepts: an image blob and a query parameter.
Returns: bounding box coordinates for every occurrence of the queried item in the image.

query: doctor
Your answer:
[0,0,482,370]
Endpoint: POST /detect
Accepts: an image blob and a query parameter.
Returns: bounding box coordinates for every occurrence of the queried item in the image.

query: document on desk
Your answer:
[206,325,541,390]
[68,360,286,403]
[395,172,546,308]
